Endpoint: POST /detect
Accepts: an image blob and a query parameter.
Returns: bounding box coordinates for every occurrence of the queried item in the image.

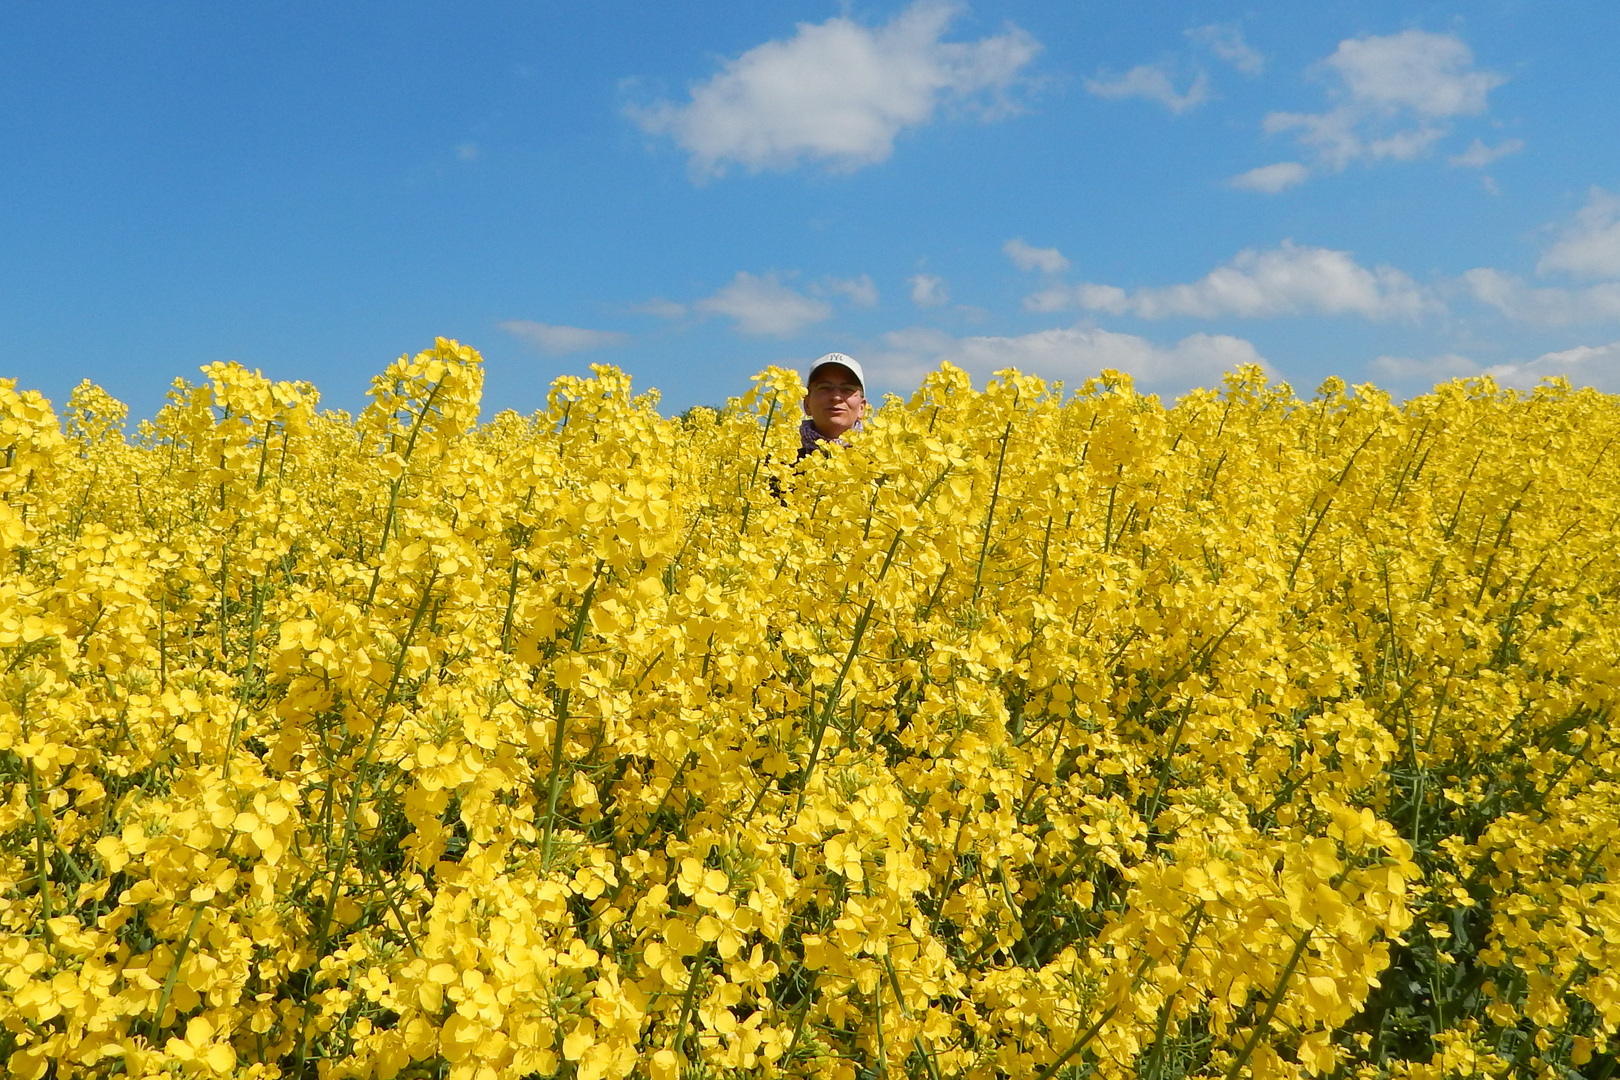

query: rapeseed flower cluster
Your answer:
[1,340,1617,1080]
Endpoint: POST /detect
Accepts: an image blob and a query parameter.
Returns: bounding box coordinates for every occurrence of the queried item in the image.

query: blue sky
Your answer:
[6,1,1620,420]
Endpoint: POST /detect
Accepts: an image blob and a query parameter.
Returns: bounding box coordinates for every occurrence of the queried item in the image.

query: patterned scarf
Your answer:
[799,417,863,456]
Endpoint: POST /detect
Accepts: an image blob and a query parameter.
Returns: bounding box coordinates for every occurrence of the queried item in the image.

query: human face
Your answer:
[803,364,865,439]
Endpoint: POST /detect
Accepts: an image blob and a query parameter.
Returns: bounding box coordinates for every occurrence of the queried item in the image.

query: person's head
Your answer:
[803,353,866,439]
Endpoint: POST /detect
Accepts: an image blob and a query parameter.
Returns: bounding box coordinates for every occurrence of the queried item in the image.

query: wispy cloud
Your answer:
[499,320,631,355]
[1187,23,1264,75]
[628,0,1040,178]
[909,273,950,307]
[866,324,1272,393]
[631,298,688,319]
[1485,341,1620,392]
[1027,241,1434,321]
[1369,352,1479,382]
[1448,137,1524,169]
[696,272,833,336]
[819,274,880,307]
[1461,191,1620,324]
[1086,23,1259,116]
[1464,270,1620,325]
[1264,30,1505,173]
[1085,65,1209,114]
[1228,162,1309,194]
[1003,238,1070,274]
[1537,188,1620,280]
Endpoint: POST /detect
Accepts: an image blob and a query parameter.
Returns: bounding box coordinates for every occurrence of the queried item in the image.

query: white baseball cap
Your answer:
[806,352,866,391]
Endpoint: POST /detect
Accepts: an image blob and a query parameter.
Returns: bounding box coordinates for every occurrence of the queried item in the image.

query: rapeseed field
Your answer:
[1,340,1616,1079]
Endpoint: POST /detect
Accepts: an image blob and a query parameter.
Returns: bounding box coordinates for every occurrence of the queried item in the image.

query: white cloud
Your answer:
[499,320,632,355]
[1187,23,1264,75]
[696,272,833,336]
[1448,137,1524,168]
[1465,191,1620,324]
[1265,30,1505,171]
[817,274,880,307]
[866,324,1272,393]
[632,298,689,319]
[1484,341,1620,393]
[909,273,950,307]
[1023,284,1085,313]
[456,142,480,161]
[1327,30,1502,116]
[628,0,1039,177]
[1229,162,1309,193]
[1086,65,1209,114]
[1003,238,1069,274]
[1377,340,1620,393]
[1369,353,1479,382]
[1537,188,1620,280]
[1030,241,1434,321]
[1464,269,1620,325]
[1266,109,1446,171]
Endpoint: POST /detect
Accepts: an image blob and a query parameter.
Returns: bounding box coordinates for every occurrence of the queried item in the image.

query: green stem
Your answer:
[25,760,56,953]
[541,560,605,870]
[158,581,168,691]
[365,380,446,607]
[1103,480,1118,553]
[793,529,904,818]
[973,423,1013,601]
[1032,1001,1124,1080]
[499,555,524,654]
[873,970,889,1080]
[746,395,780,490]
[355,837,423,958]
[225,575,267,777]
[296,569,438,1072]
[500,491,536,654]
[882,956,944,1080]
[1286,424,1380,592]
[253,417,275,490]
[1143,705,1192,843]
[148,902,209,1038]
[1143,904,1206,1080]
[673,944,715,1069]
[1034,954,1156,1080]
[742,394,781,531]
[1221,924,1315,1080]
[782,970,821,1063]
